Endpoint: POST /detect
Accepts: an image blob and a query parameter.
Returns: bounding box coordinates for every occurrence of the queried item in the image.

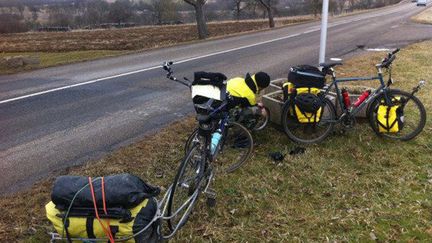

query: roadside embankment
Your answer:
[0,40,431,242]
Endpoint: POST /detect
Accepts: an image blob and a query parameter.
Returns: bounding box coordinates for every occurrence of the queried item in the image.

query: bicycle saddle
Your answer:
[319,61,343,69]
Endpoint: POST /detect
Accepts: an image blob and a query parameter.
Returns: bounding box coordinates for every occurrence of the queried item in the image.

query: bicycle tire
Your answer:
[184,129,198,156]
[218,122,253,172]
[184,122,253,173]
[166,145,205,232]
[282,96,336,144]
[368,89,426,141]
[252,107,270,131]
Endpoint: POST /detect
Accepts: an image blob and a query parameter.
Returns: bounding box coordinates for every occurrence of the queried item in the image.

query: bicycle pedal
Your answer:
[204,188,216,199]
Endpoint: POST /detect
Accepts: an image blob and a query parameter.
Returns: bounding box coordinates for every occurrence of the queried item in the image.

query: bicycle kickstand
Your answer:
[203,172,216,207]
[204,188,217,207]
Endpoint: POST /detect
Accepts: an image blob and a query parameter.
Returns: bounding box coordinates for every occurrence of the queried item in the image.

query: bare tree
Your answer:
[348,0,356,11]
[108,0,133,24]
[233,0,244,20]
[334,0,348,14]
[306,0,321,17]
[257,0,277,28]
[150,0,178,24]
[0,13,27,33]
[184,0,208,39]
[85,0,109,26]
[29,5,39,22]
[16,3,25,17]
[47,5,74,26]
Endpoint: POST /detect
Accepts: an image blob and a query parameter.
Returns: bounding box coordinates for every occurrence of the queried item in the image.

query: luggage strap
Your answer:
[88,177,115,243]
[377,105,398,132]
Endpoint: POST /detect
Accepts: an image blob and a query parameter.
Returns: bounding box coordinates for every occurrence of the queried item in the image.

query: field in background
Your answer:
[0,50,128,74]
[0,16,316,75]
[0,16,316,53]
[0,40,431,242]
[411,5,432,24]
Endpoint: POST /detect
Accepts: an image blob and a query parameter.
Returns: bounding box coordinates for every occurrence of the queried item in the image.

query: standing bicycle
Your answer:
[282,49,426,144]
[161,62,254,236]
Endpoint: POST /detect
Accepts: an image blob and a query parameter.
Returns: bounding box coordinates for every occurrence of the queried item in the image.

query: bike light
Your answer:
[419,80,425,87]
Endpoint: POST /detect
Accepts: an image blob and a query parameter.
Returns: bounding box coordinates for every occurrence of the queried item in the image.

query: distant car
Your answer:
[417,0,427,6]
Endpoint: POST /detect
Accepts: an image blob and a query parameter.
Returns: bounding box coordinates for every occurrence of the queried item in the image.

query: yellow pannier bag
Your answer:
[377,97,404,133]
[377,102,404,133]
[296,87,320,95]
[294,87,323,123]
[46,198,158,242]
[295,105,322,123]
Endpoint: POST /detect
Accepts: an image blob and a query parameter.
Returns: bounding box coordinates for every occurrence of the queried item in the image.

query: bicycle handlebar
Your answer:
[377,48,400,69]
[162,61,191,88]
[391,48,400,55]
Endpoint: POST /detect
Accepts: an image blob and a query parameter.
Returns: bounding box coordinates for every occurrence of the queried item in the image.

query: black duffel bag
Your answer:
[288,65,326,88]
[52,173,160,210]
[193,71,227,88]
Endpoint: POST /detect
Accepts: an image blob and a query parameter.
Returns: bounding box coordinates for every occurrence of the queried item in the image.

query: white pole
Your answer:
[319,0,330,64]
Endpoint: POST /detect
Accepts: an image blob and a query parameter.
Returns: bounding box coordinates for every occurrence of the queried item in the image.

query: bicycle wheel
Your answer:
[368,89,426,141]
[252,107,270,131]
[217,122,253,173]
[166,144,206,232]
[185,122,253,173]
[282,97,336,144]
[184,128,199,156]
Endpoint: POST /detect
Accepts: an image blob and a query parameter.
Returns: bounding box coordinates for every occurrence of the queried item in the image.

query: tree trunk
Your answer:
[236,2,241,21]
[267,6,274,28]
[195,3,208,39]
[258,0,275,28]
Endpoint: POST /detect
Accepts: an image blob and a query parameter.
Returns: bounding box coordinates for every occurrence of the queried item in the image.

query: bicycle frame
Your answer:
[321,67,393,123]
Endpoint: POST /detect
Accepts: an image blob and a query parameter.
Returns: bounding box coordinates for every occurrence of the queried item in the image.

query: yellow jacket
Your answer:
[227,74,258,107]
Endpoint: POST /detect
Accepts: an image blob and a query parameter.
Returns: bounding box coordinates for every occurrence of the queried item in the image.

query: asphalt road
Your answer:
[0,2,431,194]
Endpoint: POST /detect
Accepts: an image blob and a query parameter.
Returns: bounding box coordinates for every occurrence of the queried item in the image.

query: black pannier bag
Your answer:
[52,173,160,210]
[193,71,227,88]
[288,65,326,89]
[295,93,323,113]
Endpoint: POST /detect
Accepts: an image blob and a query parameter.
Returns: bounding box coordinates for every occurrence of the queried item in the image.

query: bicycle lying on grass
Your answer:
[282,49,426,144]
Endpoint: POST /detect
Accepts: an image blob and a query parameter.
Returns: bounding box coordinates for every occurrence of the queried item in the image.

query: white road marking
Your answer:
[366,48,391,52]
[0,66,159,105]
[0,4,413,105]
[0,33,306,105]
[303,29,319,34]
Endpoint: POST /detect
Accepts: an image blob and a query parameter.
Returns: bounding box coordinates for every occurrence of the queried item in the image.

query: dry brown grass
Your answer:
[0,41,431,242]
[0,16,315,75]
[0,16,316,53]
[0,50,128,74]
[411,6,432,24]
[0,117,196,242]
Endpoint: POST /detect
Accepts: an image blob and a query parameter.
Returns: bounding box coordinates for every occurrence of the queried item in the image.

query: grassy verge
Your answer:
[0,41,431,242]
[411,5,432,24]
[0,50,129,75]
